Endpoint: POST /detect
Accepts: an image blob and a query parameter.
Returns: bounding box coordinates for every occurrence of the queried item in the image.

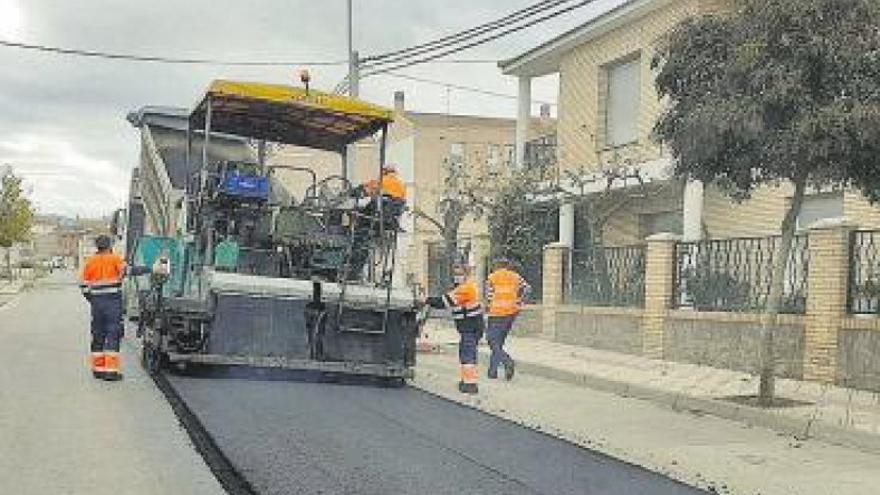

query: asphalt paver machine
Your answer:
[128,79,418,380]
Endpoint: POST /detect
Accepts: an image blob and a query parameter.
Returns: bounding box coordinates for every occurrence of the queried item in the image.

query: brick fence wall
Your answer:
[540,219,880,391]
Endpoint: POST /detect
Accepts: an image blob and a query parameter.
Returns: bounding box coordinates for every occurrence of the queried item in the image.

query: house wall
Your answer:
[703,185,880,239]
[838,319,880,392]
[557,0,700,174]
[663,312,806,379]
[555,306,643,354]
[601,181,684,246]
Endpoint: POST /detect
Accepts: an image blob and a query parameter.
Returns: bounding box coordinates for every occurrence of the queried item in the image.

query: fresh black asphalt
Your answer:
[167,372,707,495]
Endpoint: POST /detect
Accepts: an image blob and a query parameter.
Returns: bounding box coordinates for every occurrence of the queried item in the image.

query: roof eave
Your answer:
[499,0,671,78]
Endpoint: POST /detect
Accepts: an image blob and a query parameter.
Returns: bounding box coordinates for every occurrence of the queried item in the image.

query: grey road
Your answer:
[0,272,223,495]
[168,371,707,495]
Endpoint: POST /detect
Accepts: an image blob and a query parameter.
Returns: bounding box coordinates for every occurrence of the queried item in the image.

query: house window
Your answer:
[640,210,682,239]
[449,142,465,164]
[504,144,515,166]
[796,191,843,230]
[487,144,501,172]
[605,56,641,148]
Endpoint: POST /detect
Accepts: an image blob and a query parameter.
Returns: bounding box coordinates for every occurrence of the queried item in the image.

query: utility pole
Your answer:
[345,0,359,181]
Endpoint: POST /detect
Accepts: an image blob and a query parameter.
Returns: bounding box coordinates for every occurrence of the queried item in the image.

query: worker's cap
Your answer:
[381,163,397,173]
[95,234,113,251]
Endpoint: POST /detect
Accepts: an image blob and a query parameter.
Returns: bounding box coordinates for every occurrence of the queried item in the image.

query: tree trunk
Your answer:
[442,207,462,289]
[758,177,807,406]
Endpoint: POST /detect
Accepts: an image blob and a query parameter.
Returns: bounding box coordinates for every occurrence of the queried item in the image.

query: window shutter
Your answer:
[606,58,641,147]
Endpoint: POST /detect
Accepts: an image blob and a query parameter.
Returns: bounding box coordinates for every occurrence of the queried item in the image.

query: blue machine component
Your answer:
[221,171,270,200]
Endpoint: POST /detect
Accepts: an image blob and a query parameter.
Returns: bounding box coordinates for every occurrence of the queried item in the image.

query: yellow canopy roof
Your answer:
[190,80,393,152]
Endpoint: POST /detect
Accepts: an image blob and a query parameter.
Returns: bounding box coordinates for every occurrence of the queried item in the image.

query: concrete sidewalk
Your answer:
[419,320,880,453]
[0,272,223,495]
[415,321,880,495]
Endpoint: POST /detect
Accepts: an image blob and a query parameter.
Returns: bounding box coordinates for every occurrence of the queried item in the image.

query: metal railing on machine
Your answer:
[565,244,646,307]
[673,235,809,314]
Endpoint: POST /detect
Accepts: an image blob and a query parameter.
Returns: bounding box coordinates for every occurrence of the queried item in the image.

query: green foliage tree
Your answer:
[0,169,35,279]
[653,0,880,404]
[412,156,550,294]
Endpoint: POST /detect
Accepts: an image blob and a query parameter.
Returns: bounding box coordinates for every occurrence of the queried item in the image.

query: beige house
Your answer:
[500,0,880,249]
[273,92,555,292]
[492,0,880,390]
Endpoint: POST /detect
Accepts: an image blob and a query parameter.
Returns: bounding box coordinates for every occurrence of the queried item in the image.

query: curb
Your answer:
[477,349,880,455]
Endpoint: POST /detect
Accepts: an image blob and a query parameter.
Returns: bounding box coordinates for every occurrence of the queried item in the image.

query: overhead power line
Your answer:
[0,39,346,66]
[379,72,557,107]
[362,0,573,66]
[0,38,501,69]
[362,0,598,77]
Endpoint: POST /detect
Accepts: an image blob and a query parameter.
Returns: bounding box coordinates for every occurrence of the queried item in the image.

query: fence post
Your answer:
[542,242,569,340]
[641,233,679,358]
[804,218,855,383]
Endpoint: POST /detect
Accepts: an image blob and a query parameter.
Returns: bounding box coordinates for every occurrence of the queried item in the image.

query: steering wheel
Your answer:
[303,175,354,210]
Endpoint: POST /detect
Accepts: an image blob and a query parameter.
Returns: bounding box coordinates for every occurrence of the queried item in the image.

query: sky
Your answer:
[0,0,625,217]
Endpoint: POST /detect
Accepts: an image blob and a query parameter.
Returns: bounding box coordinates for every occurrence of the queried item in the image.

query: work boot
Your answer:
[460,382,478,394]
[102,371,123,382]
[92,371,106,380]
[458,381,467,393]
[504,360,515,381]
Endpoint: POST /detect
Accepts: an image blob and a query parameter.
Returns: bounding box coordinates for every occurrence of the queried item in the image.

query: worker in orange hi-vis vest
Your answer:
[425,264,485,394]
[485,258,532,381]
[361,164,407,228]
[79,235,169,381]
[364,164,407,202]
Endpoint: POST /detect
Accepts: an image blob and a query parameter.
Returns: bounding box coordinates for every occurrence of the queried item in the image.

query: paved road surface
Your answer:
[0,272,223,495]
[169,372,707,495]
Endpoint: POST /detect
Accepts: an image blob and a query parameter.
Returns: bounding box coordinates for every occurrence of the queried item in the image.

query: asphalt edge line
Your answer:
[151,371,259,495]
[480,350,880,455]
[408,378,711,495]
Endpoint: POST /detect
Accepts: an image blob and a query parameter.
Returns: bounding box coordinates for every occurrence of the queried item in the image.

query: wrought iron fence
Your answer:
[566,244,646,307]
[849,230,880,314]
[674,235,809,314]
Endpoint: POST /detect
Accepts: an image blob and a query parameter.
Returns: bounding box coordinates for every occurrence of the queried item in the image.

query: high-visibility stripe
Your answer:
[87,280,122,289]
[460,364,478,384]
[104,352,121,372]
[89,286,121,295]
[91,352,107,372]
[451,303,483,320]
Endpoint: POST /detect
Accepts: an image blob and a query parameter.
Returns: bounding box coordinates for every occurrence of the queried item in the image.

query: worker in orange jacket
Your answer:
[79,235,169,381]
[364,164,407,202]
[361,164,407,228]
[485,258,532,380]
[425,264,484,394]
